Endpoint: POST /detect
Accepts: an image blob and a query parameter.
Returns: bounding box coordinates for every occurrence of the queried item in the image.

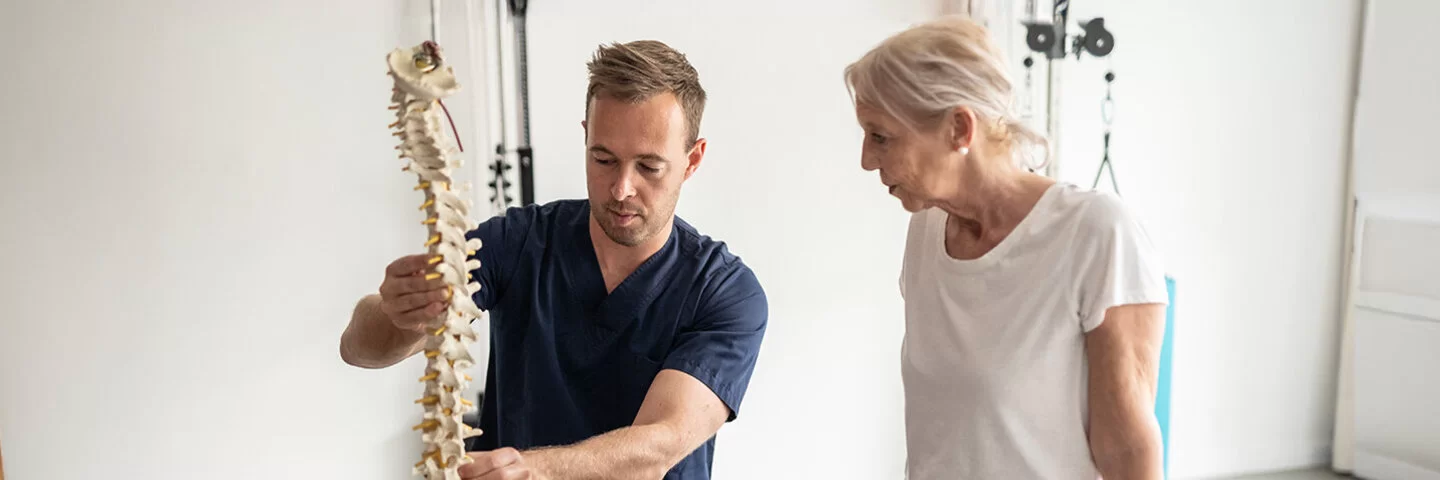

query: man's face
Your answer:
[583,92,703,247]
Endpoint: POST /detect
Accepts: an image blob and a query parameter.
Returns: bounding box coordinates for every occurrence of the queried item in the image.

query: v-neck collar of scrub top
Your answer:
[563,201,682,333]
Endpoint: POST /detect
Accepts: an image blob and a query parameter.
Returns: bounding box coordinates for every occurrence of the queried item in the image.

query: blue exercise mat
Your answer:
[1155,275,1176,478]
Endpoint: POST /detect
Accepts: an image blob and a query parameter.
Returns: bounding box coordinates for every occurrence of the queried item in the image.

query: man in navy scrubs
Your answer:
[340,39,768,480]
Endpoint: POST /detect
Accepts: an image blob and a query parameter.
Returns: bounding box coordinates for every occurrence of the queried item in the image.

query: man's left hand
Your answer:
[459,448,545,480]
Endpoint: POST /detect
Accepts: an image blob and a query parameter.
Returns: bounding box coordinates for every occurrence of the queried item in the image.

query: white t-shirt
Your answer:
[899,182,1169,479]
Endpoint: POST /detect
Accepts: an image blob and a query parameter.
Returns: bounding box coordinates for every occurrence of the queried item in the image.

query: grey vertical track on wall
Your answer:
[485,0,534,208]
[509,0,535,206]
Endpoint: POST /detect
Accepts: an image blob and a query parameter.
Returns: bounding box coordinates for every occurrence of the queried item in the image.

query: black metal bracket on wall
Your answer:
[1017,0,1116,176]
[1022,0,1114,60]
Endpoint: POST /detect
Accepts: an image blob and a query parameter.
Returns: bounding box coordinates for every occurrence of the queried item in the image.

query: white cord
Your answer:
[431,0,441,42]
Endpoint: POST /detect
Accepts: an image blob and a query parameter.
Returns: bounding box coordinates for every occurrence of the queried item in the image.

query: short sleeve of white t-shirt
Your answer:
[1071,188,1170,332]
[897,182,1168,480]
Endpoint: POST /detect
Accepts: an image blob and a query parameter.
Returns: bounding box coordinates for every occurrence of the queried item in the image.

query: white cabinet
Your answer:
[1335,1,1440,477]
[1350,210,1440,478]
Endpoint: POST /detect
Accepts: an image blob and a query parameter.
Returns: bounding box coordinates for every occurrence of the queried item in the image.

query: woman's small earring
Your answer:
[960,146,970,156]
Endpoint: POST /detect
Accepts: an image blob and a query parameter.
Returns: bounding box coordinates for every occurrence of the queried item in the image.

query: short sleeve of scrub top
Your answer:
[658,263,767,420]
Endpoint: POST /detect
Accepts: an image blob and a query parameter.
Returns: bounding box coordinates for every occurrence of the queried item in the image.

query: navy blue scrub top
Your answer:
[463,199,768,479]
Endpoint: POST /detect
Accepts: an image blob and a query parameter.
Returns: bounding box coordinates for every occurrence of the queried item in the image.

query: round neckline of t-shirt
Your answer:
[931,181,1064,273]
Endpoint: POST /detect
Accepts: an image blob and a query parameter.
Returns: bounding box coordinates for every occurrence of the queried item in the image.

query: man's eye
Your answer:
[640,164,661,173]
[869,133,888,144]
[594,157,615,165]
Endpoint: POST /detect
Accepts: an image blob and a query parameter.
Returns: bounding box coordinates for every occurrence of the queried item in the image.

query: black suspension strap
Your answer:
[1021,55,1038,173]
[1091,70,1121,195]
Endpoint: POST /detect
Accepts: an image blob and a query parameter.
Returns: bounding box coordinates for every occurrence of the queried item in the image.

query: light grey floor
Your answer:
[1219,468,1349,480]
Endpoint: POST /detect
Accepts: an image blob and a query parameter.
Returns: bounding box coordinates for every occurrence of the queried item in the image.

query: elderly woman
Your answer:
[844,16,1171,480]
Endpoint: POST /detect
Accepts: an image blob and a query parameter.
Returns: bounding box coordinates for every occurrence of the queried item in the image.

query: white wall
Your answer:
[0,0,1368,479]
[520,1,941,477]
[1015,0,1363,477]
[1349,0,1440,197]
[0,1,494,478]
[0,0,931,479]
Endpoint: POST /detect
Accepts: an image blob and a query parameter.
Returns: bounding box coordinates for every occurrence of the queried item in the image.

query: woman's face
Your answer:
[856,103,963,212]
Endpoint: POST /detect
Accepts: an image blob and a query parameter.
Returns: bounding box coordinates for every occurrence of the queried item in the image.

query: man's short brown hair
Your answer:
[585,40,707,148]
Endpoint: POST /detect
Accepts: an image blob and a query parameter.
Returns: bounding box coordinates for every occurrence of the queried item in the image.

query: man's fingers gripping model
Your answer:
[379,253,450,332]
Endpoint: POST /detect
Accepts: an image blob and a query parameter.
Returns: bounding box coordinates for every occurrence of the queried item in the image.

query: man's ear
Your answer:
[683,138,707,180]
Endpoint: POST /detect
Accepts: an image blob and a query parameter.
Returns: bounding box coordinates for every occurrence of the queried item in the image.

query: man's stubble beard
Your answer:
[597,195,677,247]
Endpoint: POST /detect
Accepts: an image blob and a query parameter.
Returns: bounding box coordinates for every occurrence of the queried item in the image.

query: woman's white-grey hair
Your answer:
[844,15,1049,170]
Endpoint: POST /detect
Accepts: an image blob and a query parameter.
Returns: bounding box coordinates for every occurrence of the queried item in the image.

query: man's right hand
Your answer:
[378,254,450,333]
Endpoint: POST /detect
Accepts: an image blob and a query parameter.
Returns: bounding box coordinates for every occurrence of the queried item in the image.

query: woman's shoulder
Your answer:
[1014,183,1160,265]
[1042,183,1146,235]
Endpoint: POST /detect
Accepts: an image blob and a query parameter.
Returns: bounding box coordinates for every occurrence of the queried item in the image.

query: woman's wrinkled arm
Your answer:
[1085,302,1167,480]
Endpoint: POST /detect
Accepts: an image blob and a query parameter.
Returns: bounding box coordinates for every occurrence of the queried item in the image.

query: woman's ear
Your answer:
[949,107,976,152]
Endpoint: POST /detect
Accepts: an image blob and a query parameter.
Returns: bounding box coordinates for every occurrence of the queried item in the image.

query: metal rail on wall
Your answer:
[485,0,535,209]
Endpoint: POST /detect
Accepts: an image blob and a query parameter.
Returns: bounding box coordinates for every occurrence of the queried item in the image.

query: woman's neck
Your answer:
[936,167,1055,242]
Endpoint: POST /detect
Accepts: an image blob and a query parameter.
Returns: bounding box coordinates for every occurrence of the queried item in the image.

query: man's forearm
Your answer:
[339,294,425,368]
[523,423,687,480]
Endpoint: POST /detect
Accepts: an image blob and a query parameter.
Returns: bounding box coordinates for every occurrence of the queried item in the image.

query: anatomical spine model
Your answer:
[386,40,486,479]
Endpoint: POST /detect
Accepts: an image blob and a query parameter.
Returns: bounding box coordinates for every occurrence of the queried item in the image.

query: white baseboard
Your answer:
[1355,451,1440,480]
[1355,292,1440,323]
[1172,444,1330,479]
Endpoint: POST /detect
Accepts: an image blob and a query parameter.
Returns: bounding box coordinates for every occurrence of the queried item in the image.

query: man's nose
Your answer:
[610,169,637,201]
